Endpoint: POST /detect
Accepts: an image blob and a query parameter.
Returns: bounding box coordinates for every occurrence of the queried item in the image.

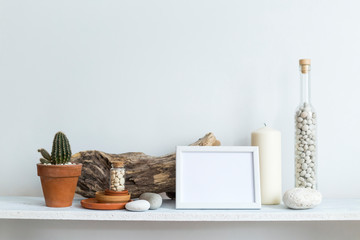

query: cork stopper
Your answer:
[112,161,124,168]
[299,59,311,73]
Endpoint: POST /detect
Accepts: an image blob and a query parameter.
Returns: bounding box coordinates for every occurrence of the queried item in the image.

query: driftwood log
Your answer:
[73,133,220,198]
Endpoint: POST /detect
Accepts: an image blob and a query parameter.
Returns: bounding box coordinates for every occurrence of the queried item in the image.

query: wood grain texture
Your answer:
[73,133,220,198]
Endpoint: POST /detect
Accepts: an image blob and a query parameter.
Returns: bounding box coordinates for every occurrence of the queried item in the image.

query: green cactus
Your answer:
[51,132,72,164]
[38,148,51,161]
[40,158,51,164]
[38,132,72,165]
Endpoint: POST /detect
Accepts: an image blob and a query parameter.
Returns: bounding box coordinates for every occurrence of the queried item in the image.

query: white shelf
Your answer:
[1,197,360,221]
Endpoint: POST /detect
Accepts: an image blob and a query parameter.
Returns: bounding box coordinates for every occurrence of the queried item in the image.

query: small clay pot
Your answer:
[37,163,82,207]
[81,198,132,210]
[95,191,131,203]
[104,189,129,196]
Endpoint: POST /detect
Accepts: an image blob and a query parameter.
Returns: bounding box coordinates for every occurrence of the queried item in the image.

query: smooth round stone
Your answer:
[125,200,150,212]
[283,188,322,209]
[139,192,163,210]
[302,163,308,169]
[301,111,308,118]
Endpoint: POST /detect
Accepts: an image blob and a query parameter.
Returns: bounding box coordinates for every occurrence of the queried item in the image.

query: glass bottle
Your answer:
[109,162,126,192]
[295,59,317,189]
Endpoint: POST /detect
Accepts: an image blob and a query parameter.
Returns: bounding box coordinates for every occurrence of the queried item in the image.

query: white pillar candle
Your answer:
[251,126,282,205]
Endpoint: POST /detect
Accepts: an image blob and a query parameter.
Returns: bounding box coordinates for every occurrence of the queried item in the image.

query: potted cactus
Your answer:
[37,132,82,207]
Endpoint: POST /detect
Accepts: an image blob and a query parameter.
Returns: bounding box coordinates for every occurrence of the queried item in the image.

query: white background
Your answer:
[1,0,360,239]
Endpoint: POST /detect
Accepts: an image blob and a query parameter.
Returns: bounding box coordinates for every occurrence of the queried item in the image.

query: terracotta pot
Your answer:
[37,163,82,207]
[95,191,131,203]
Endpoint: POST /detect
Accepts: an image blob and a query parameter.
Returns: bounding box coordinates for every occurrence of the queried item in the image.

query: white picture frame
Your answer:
[176,146,261,209]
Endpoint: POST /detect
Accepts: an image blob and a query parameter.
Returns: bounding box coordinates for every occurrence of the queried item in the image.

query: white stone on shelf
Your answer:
[125,200,150,212]
[139,193,163,210]
[283,188,322,209]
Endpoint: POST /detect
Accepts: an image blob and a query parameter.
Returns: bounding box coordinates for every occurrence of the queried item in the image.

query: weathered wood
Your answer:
[73,133,220,198]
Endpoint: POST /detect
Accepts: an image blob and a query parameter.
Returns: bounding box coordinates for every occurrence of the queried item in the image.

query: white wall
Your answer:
[1,0,360,239]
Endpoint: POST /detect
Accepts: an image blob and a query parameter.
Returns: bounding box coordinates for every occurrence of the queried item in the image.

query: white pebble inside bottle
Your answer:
[110,168,125,191]
[295,103,317,189]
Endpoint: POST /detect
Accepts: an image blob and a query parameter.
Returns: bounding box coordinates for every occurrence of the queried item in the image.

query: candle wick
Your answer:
[264,123,267,127]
